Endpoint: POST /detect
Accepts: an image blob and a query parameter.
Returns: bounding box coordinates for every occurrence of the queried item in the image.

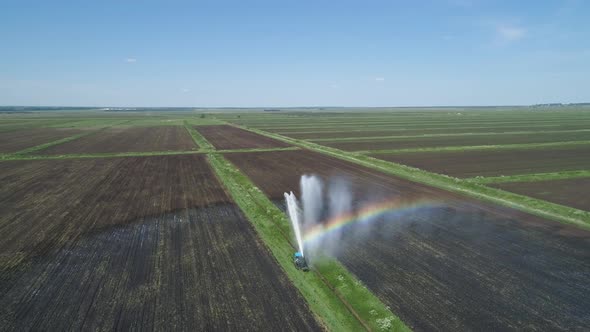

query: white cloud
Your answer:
[125,58,137,63]
[181,88,190,93]
[375,77,385,81]
[496,25,526,42]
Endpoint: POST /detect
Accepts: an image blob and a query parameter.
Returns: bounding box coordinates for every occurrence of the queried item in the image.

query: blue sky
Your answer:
[1,0,588,107]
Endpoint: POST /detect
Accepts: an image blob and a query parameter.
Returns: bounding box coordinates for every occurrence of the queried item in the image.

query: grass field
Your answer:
[1,107,590,331]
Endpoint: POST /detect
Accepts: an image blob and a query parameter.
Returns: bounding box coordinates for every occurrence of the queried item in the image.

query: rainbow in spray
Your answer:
[303,196,443,245]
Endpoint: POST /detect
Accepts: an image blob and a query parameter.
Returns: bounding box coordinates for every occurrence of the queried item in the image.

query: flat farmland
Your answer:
[317,130,590,151]
[275,125,590,140]
[491,178,590,211]
[0,120,70,132]
[371,146,590,178]
[250,117,590,131]
[37,126,196,154]
[225,149,590,331]
[0,128,84,153]
[223,110,590,140]
[234,110,590,123]
[0,155,319,331]
[196,125,290,149]
[260,122,590,134]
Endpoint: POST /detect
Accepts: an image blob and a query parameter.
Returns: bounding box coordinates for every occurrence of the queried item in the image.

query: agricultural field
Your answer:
[270,125,590,139]
[226,110,590,132]
[9,0,590,329]
[0,119,80,132]
[224,149,590,331]
[196,125,290,150]
[2,108,590,332]
[370,145,590,178]
[37,126,197,154]
[491,178,590,211]
[0,128,84,153]
[0,155,319,330]
[315,130,590,152]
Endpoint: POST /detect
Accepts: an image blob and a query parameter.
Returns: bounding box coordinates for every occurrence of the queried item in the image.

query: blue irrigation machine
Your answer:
[293,251,309,271]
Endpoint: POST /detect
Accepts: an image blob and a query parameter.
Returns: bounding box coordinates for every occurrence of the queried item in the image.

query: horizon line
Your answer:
[2,103,589,110]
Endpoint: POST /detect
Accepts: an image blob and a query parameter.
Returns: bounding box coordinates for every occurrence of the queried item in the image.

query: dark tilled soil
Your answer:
[491,178,590,211]
[322,131,590,151]
[279,125,590,139]
[37,126,196,154]
[0,128,84,153]
[196,125,290,150]
[225,149,590,331]
[0,155,320,331]
[372,146,590,178]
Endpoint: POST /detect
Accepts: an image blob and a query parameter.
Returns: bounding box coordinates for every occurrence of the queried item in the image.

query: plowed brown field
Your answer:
[278,125,590,139]
[0,155,320,331]
[372,146,590,178]
[37,126,196,154]
[196,125,290,149]
[225,150,590,331]
[0,128,84,153]
[321,131,590,151]
[492,178,590,211]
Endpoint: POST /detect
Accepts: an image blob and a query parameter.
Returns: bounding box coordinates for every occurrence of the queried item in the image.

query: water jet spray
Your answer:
[286,174,440,271]
[284,191,310,271]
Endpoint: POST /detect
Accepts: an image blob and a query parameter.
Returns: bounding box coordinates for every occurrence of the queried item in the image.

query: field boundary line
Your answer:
[467,170,590,184]
[0,150,204,161]
[219,146,300,153]
[226,123,590,230]
[308,128,590,142]
[207,153,410,332]
[184,121,214,151]
[0,148,302,161]
[355,140,590,154]
[208,153,363,331]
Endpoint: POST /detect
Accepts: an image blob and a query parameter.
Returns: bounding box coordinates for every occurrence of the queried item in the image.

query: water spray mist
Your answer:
[284,191,305,256]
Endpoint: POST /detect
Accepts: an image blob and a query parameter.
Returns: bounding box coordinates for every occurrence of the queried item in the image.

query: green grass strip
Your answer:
[467,170,590,184]
[228,124,590,230]
[0,150,202,161]
[184,121,214,150]
[356,140,590,154]
[208,153,409,332]
[0,147,301,161]
[219,146,300,153]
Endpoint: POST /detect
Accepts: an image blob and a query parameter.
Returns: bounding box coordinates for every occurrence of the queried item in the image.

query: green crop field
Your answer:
[1,107,590,331]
